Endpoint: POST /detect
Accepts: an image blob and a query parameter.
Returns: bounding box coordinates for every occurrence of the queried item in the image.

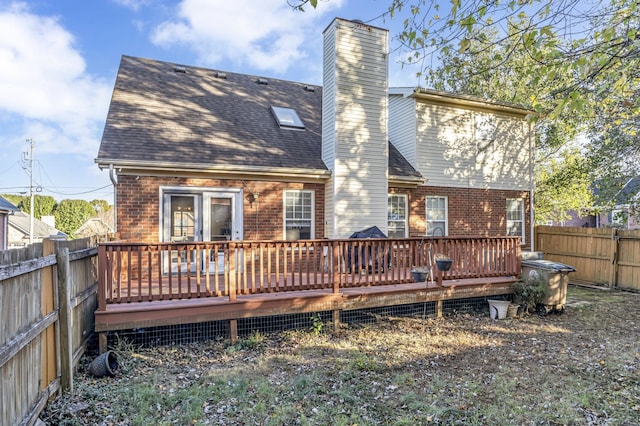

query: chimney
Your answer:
[322,18,389,238]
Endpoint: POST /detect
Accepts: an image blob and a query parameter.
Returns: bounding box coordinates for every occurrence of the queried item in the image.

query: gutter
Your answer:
[97,159,331,180]
[109,164,118,233]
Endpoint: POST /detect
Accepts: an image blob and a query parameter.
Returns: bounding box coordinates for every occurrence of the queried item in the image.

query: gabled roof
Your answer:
[0,196,19,213]
[9,211,66,239]
[97,56,327,176]
[96,55,423,182]
[616,176,640,204]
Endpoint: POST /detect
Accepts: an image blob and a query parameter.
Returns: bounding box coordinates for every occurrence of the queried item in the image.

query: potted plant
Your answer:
[513,272,549,315]
[435,253,452,271]
[411,266,429,282]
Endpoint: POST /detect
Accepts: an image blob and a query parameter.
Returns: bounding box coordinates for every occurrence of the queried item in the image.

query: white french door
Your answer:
[202,191,243,273]
[161,188,243,274]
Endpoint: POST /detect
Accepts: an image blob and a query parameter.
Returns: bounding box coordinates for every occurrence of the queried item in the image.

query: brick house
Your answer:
[96,18,534,250]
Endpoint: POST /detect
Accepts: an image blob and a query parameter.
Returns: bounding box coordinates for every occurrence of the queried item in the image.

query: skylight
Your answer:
[271,106,305,129]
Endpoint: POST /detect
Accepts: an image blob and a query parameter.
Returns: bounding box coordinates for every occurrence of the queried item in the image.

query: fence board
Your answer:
[0,234,108,425]
[536,226,640,291]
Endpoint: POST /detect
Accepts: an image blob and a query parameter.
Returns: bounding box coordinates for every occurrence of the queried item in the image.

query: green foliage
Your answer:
[21,195,57,219]
[54,199,96,237]
[90,199,110,213]
[535,149,594,223]
[309,313,324,335]
[513,272,549,312]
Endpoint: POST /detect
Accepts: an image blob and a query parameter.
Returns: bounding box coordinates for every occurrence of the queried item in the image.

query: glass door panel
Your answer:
[164,195,199,274]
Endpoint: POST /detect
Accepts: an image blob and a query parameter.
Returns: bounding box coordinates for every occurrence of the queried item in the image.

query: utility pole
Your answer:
[25,138,35,245]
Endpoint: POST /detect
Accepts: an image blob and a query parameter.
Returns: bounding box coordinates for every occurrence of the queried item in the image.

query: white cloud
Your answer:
[110,0,152,12]
[151,0,344,74]
[0,2,111,156]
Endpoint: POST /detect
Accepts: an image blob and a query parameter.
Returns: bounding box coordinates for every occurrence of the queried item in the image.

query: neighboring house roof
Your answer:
[96,55,423,182]
[8,211,66,241]
[616,176,640,205]
[75,208,115,238]
[0,196,19,213]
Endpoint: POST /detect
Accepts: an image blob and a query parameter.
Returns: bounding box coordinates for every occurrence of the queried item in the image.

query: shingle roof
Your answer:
[97,55,422,181]
[0,196,19,213]
[9,211,66,239]
[97,56,327,172]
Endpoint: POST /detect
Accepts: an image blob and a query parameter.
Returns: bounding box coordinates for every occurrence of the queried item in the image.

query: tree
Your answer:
[90,199,110,214]
[293,0,640,215]
[534,149,593,223]
[21,195,57,219]
[54,199,96,237]
[294,0,640,120]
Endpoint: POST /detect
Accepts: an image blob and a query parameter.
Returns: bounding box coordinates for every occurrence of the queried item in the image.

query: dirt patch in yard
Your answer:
[41,286,640,425]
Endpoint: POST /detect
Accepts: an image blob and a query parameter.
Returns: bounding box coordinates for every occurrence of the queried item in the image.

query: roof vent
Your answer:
[215,72,227,79]
[174,66,187,73]
[351,19,365,24]
[257,78,269,85]
[304,85,316,92]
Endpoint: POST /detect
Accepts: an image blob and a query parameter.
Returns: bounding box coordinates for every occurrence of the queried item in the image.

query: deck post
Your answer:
[435,300,443,318]
[98,333,108,354]
[332,241,340,294]
[229,243,237,302]
[229,319,238,345]
[332,309,340,330]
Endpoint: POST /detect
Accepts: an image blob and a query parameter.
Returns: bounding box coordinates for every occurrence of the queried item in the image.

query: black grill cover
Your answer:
[349,226,388,239]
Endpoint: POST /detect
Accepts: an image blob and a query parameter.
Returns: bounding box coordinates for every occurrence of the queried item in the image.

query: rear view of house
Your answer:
[96,18,534,249]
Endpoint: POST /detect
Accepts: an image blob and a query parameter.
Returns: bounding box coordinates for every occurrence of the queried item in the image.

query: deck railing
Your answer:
[97,236,521,309]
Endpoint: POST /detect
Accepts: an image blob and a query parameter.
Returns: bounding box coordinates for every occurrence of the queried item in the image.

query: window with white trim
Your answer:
[388,194,408,238]
[611,209,626,227]
[506,198,525,242]
[284,190,314,240]
[426,196,448,236]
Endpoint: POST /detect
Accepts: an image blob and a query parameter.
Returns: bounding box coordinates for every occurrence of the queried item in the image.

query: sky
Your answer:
[0,0,426,204]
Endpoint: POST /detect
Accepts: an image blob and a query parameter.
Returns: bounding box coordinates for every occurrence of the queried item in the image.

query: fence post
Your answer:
[56,246,73,393]
[609,228,619,288]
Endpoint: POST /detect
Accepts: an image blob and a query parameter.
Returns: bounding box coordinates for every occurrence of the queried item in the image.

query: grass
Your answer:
[41,286,640,425]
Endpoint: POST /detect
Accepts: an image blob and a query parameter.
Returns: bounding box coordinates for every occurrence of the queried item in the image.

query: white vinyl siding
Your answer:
[388,194,408,238]
[388,93,417,166]
[322,19,389,237]
[284,190,314,240]
[426,196,448,236]
[506,198,525,242]
[416,102,531,190]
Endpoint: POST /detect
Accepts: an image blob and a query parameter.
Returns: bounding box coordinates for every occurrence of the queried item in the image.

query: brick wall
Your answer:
[391,185,532,249]
[116,175,325,242]
[117,175,529,248]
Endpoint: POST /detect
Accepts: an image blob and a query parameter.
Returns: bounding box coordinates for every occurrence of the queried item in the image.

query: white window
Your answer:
[426,196,448,236]
[388,194,408,238]
[506,198,525,242]
[284,190,314,240]
[611,209,626,227]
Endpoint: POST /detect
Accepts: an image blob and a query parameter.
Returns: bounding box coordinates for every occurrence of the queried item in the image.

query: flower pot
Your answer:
[488,300,510,320]
[411,270,428,282]
[435,259,452,271]
[87,350,119,377]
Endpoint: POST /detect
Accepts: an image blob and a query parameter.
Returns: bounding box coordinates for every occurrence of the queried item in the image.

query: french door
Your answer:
[162,188,243,274]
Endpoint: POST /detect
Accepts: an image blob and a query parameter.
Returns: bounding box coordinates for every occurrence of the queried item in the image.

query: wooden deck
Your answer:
[96,237,521,351]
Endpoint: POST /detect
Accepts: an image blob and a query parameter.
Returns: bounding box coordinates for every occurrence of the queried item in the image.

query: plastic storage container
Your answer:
[521,260,576,315]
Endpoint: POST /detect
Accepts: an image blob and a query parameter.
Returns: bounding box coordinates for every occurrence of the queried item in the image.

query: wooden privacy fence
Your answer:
[535,226,640,291]
[0,235,107,426]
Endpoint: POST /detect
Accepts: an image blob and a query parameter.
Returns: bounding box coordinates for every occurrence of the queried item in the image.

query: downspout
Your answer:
[529,120,535,251]
[109,164,118,234]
